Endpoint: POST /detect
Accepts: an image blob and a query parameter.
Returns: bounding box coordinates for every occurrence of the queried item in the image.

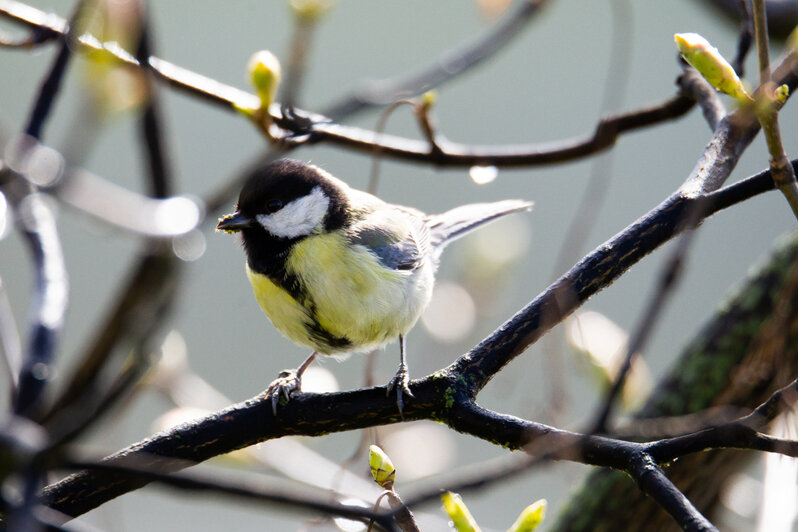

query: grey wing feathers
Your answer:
[426,199,532,256]
[370,233,424,270]
[348,208,431,271]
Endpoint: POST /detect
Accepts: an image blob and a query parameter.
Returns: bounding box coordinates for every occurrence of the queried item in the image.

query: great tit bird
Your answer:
[217,159,531,414]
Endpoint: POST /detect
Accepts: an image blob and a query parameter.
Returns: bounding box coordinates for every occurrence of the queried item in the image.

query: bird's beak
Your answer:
[216,212,254,233]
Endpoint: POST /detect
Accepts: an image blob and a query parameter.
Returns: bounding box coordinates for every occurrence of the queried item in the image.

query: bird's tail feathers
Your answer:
[427,199,532,256]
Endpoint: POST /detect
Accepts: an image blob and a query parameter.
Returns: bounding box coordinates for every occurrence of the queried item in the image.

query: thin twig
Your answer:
[731,0,753,76]
[752,0,771,84]
[750,0,798,219]
[41,240,179,427]
[279,7,327,110]
[367,99,415,194]
[278,95,695,167]
[58,458,398,530]
[581,64,726,433]
[539,0,636,420]
[739,377,798,428]
[0,1,697,168]
[590,230,695,433]
[321,0,551,119]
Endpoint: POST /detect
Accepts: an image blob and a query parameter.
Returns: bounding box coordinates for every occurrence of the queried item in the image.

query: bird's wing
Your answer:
[347,207,430,271]
[426,199,532,257]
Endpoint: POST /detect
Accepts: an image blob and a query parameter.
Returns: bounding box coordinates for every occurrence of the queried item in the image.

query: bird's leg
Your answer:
[387,335,413,416]
[265,351,317,415]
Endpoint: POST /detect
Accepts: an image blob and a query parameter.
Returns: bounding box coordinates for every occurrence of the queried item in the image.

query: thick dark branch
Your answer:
[449,94,785,393]
[39,388,405,518]
[626,455,717,532]
[588,91,745,430]
[33,150,788,520]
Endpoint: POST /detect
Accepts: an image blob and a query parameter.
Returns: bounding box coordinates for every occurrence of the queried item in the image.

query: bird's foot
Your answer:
[386,364,413,418]
[265,369,302,415]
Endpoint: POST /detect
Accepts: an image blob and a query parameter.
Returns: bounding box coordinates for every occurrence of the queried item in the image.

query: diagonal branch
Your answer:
[448,39,798,390]
[449,114,761,393]
[32,157,787,521]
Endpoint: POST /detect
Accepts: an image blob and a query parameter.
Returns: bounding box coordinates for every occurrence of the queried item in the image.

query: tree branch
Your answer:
[34,160,789,521]
[0,0,697,168]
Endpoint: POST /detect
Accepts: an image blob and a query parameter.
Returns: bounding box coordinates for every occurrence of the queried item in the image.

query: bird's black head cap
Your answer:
[230,159,351,285]
[236,159,349,233]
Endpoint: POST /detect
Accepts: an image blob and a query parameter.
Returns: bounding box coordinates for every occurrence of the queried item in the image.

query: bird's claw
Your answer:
[265,369,302,415]
[386,364,413,417]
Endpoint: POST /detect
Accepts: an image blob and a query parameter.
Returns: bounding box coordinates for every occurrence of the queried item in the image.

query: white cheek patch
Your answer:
[256,186,330,239]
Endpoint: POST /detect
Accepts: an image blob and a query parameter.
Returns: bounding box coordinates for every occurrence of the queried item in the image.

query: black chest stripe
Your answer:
[305,320,352,350]
[243,229,352,351]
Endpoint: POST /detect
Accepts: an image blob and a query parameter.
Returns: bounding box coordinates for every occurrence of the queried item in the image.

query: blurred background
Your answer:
[1,0,797,530]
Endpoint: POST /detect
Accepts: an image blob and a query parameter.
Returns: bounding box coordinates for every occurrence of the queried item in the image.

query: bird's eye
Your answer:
[266,199,283,213]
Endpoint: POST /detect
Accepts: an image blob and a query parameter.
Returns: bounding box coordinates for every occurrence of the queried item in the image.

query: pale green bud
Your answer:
[674,33,752,104]
[507,499,547,532]
[775,84,789,104]
[248,50,282,111]
[441,492,481,532]
[289,0,333,22]
[420,90,437,109]
[368,445,396,489]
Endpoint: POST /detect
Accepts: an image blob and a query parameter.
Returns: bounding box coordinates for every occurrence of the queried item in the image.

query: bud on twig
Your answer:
[368,444,396,490]
[507,499,547,532]
[247,50,282,112]
[674,33,752,104]
[441,492,481,532]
